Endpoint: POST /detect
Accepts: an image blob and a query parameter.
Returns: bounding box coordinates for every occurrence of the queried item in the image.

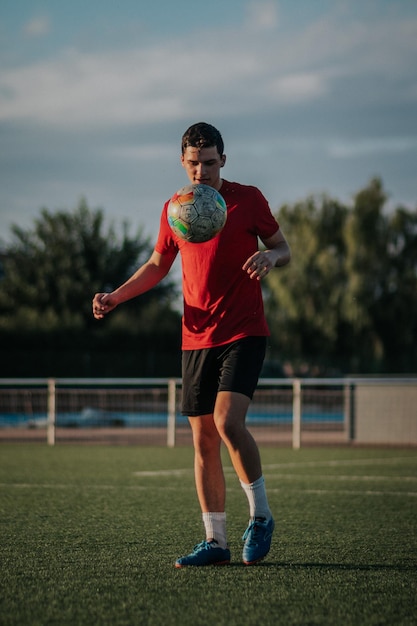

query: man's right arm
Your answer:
[92,249,177,319]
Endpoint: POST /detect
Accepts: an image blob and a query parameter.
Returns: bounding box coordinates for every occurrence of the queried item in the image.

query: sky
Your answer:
[0,0,416,246]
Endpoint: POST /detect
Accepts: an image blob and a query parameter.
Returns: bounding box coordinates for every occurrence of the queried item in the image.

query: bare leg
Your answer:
[213,390,262,484]
[188,413,226,513]
[188,392,263,504]
[183,392,272,568]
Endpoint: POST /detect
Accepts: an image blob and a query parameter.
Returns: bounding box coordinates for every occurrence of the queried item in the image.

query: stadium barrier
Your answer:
[0,377,416,447]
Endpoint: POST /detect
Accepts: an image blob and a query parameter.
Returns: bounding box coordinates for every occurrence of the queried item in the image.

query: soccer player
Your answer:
[92,122,291,567]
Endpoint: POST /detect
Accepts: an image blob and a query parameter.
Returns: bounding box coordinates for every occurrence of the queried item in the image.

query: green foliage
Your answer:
[342,179,391,368]
[265,196,347,366]
[0,198,178,332]
[266,178,417,374]
[0,200,181,377]
[1,183,416,376]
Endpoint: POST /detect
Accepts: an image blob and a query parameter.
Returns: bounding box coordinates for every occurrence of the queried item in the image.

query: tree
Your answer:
[265,178,417,374]
[381,205,417,370]
[0,200,182,377]
[2,183,416,377]
[0,199,179,332]
[264,194,348,373]
[341,178,417,372]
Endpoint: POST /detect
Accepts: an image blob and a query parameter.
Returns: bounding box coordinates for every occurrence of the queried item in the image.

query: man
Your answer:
[92,122,291,567]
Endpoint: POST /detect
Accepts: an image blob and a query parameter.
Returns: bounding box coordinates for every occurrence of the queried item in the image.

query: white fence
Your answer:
[0,377,416,447]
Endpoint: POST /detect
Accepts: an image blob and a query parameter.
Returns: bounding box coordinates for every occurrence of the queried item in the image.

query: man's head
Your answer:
[181,122,224,157]
[181,122,226,190]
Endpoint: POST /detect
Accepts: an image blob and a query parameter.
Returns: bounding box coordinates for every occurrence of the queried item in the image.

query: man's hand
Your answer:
[242,251,274,281]
[92,292,118,319]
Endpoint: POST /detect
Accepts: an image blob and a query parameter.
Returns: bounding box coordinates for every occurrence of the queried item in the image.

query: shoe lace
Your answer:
[193,540,216,553]
[242,518,265,542]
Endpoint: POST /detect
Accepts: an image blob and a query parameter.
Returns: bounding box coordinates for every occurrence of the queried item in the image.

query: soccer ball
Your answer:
[167,184,227,243]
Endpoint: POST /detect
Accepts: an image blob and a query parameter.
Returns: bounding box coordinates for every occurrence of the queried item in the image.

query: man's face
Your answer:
[181,146,226,191]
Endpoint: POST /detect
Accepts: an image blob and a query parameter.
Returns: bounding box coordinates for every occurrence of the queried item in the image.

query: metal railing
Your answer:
[0,377,416,447]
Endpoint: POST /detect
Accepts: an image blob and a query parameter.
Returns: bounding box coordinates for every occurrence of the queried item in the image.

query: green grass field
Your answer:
[1,444,416,626]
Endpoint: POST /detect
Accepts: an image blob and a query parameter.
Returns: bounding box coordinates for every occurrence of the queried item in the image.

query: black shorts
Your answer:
[181,336,267,416]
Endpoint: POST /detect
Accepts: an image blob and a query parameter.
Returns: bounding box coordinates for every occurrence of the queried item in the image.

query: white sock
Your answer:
[240,476,272,520]
[202,512,227,548]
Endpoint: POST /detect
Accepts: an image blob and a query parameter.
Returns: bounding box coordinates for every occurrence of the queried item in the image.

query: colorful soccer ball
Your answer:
[167,184,227,243]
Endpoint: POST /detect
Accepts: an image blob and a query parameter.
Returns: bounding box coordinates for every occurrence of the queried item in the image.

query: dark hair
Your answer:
[181,122,224,156]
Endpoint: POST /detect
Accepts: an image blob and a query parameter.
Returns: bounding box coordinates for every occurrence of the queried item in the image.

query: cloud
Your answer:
[0,42,290,127]
[245,0,279,31]
[0,5,416,130]
[108,142,177,161]
[268,72,327,103]
[327,136,417,159]
[23,16,51,38]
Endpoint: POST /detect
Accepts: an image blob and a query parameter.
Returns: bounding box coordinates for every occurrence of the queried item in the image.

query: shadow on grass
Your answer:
[226,561,417,572]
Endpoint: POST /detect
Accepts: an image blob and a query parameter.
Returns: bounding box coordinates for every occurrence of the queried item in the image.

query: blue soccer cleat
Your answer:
[175,540,231,568]
[242,517,275,565]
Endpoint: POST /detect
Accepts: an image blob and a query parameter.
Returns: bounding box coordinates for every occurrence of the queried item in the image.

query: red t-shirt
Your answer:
[155,180,280,350]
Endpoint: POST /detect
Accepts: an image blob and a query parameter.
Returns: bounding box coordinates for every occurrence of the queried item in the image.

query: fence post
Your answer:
[348,382,355,442]
[47,378,56,446]
[292,378,301,450]
[167,379,177,448]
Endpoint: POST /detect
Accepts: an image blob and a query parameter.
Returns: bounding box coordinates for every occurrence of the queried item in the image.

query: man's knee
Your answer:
[215,412,245,448]
[190,416,221,457]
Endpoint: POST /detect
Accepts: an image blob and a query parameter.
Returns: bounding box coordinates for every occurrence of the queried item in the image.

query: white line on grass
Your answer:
[263,474,417,482]
[133,469,192,477]
[1,483,416,496]
[133,457,417,478]
[262,457,417,470]
[0,483,176,490]
[5,457,414,491]
[267,488,417,497]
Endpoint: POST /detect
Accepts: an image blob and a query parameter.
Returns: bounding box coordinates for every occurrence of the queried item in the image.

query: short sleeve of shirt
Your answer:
[248,186,280,240]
